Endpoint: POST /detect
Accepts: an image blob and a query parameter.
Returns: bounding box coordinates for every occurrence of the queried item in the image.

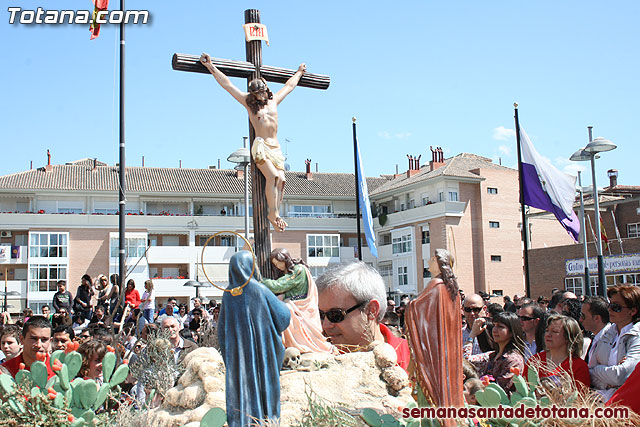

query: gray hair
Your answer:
[316,262,387,322]
[161,316,179,328]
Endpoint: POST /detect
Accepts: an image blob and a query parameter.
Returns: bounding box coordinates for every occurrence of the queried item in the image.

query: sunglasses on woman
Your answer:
[319,301,365,323]
[608,302,631,313]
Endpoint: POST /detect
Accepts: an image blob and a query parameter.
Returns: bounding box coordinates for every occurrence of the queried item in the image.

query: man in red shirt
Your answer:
[316,262,410,371]
[1,316,55,379]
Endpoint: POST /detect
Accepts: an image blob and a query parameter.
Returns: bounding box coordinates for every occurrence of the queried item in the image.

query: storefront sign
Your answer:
[566,253,640,276]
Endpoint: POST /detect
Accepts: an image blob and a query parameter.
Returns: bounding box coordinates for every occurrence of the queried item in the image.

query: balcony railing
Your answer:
[286,212,337,218]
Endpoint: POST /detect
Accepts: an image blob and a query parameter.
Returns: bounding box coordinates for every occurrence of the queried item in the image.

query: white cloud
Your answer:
[493,126,516,141]
[555,156,586,176]
[394,132,412,140]
[498,145,512,156]
[377,131,412,140]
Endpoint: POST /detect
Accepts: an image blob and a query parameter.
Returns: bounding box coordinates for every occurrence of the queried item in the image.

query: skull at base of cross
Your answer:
[283,347,301,370]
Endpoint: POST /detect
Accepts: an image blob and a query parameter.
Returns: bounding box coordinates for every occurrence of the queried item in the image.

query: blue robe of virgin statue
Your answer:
[218,251,291,427]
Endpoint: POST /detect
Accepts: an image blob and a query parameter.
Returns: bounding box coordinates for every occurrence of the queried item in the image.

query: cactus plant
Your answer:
[473,365,559,427]
[0,347,129,427]
[200,407,227,427]
[360,407,421,427]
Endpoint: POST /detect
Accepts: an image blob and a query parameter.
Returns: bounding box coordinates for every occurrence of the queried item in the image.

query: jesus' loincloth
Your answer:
[252,137,286,172]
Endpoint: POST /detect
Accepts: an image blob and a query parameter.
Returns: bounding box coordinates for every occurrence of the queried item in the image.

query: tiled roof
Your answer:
[603,185,640,196]
[65,158,108,167]
[370,152,514,196]
[0,160,387,198]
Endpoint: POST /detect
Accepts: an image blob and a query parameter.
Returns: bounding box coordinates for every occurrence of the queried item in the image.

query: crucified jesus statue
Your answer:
[200,53,306,232]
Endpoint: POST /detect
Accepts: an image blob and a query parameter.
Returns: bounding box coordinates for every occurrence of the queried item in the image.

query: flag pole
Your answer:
[514,103,531,297]
[118,0,126,292]
[352,117,363,261]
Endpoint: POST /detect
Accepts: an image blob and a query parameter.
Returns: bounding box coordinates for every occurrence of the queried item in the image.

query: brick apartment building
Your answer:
[0,148,547,313]
[0,158,382,312]
[369,150,525,299]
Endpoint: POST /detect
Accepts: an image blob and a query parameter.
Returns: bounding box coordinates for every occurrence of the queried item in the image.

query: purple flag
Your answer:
[520,128,580,241]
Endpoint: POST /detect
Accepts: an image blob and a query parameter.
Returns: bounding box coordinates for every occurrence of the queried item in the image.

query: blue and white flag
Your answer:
[355,138,378,257]
[520,127,580,241]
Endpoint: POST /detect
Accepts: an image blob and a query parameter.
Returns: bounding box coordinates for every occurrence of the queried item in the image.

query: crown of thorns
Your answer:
[248,78,268,93]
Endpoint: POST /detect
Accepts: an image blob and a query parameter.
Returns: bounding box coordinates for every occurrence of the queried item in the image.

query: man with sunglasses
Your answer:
[517,302,544,361]
[462,294,493,358]
[580,296,613,366]
[316,262,410,371]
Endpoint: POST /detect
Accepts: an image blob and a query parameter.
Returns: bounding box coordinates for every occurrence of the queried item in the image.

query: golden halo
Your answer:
[200,231,256,296]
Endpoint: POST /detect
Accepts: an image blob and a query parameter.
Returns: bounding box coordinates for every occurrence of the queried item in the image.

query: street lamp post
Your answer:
[576,171,590,296]
[227,138,251,241]
[183,279,211,299]
[569,127,616,297]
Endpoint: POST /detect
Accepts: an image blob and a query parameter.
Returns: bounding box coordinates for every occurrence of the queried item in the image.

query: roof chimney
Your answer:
[93,158,97,170]
[406,154,421,178]
[45,149,53,172]
[305,159,313,180]
[429,146,446,171]
[236,168,244,179]
[394,164,402,179]
[608,169,618,188]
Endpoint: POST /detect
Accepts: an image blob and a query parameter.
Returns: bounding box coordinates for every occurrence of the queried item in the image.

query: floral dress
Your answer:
[469,349,525,394]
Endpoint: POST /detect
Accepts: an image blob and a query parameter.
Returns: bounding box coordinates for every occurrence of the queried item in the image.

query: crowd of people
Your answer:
[329,262,640,411]
[0,274,222,408]
[453,286,639,407]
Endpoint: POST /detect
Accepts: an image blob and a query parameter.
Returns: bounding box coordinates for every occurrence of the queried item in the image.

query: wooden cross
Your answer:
[172,9,330,277]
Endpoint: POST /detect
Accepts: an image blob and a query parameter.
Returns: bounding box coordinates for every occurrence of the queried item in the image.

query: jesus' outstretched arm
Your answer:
[200,53,248,107]
[273,63,306,104]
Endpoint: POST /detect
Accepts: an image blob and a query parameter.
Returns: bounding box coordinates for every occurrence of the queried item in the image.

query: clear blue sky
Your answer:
[2,1,638,189]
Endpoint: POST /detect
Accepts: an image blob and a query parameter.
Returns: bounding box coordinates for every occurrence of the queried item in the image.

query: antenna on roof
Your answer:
[30,161,33,170]
[179,160,182,168]
[218,159,221,169]
[142,156,145,167]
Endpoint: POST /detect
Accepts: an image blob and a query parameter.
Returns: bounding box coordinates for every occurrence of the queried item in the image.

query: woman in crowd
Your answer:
[177,304,189,329]
[124,279,141,310]
[21,308,33,323]
[108,274,121,315]
[77,339,107,383]
[96,274,119,315]
[590,285,640,402]
[469,311,526,395]
[139,280,156,324]
[94,275,110,310]
[74,274,94,319]
[524,314,590,389]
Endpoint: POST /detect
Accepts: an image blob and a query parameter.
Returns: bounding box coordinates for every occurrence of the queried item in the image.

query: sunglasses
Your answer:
[319,301,365,323]
[463,307,483,313]
[608,302,631,313]
[518,315,536,322]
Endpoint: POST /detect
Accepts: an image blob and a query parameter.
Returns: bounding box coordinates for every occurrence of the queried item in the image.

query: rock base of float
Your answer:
[146,347,227,427]
[146,342,413,426]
